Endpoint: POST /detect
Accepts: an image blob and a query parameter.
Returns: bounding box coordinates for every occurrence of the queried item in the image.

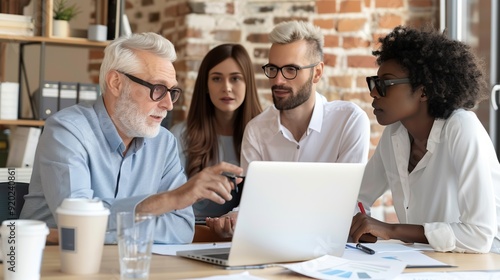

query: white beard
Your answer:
[114,85,166,138]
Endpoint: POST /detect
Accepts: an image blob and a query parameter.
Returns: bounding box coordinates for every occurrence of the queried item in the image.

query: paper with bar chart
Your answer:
[281,255,406,280]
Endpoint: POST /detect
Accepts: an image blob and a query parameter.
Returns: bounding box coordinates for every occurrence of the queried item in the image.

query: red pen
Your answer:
[358,202,366,214]
[357,201,378,242]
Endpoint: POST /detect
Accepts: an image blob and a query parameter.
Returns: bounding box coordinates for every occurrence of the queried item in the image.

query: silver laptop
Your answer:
[177,161,366,268]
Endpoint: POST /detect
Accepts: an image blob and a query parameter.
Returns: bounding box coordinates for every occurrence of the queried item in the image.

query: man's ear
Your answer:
[106,70,122,98]
[312,62,324,83]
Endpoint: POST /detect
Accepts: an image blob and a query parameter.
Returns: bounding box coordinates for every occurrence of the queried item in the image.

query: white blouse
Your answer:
[358,109,500,253]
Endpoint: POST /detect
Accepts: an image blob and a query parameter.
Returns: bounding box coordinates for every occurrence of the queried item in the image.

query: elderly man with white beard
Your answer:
[21,32,242,244]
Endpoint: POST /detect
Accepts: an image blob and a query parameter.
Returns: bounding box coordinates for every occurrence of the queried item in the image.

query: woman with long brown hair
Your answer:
[171,43,262,222]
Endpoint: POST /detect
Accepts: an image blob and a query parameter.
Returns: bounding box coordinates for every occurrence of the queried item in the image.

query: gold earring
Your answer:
[421,88,426,97]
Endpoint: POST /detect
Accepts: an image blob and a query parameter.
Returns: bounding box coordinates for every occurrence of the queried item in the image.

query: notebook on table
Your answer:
[177,161,366,268]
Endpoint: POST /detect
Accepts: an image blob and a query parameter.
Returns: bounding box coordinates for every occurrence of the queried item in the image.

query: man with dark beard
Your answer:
[20,32,243,244]
[206,21,370,238]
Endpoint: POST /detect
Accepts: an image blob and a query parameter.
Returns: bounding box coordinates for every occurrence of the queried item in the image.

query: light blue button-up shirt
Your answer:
[20,96,194,244]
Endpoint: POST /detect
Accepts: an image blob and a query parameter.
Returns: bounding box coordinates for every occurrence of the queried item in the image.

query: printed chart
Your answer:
[281,255,406,280]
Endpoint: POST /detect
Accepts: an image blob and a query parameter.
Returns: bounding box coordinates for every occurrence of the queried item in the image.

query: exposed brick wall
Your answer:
[88,0,440,156]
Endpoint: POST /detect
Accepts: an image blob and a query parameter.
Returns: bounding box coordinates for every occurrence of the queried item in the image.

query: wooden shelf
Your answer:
[0,34,108,48]
[0,1,110,48]
[0,1,111,128]
[0,119,45,126]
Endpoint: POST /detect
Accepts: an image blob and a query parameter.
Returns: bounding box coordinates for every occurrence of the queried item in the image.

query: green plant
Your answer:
[53,0,80,21]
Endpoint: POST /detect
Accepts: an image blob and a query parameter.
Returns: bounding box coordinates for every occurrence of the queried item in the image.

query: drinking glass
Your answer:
[117,212,156,280]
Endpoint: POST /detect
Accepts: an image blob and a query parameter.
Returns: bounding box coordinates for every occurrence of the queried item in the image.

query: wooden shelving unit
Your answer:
[0,34,108,48]
[0,119,45,127]
[0,0,110,126]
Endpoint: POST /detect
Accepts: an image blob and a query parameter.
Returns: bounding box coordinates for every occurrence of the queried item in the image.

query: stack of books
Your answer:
[0,13,34,36]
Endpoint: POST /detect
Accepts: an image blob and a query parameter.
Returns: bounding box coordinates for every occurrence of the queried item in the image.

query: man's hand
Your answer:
[136,162,243,215]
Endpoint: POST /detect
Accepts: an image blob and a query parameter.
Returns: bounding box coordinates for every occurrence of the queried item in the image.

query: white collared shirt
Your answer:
[358,109,500,253]
[241,92,370,172]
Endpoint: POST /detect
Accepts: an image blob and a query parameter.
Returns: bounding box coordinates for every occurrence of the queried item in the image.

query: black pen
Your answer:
[221,172,244,193]
[356,243,375,255]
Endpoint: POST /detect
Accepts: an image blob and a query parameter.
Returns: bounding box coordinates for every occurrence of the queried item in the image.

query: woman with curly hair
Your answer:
[350,25,500,253]
[170,43,262,223]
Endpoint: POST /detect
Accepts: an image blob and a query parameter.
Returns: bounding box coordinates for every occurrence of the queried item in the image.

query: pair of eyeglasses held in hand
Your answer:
[221,172,244,194]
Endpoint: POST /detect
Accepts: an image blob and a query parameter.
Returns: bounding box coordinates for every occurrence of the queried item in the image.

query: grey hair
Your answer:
[99,32,177,95]
[268,21,324,61]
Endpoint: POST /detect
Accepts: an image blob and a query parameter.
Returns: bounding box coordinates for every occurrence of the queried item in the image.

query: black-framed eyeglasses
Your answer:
[118,71,182,102]
[221,172,244,194]
[366,76,411,97]
[262,62,319,80]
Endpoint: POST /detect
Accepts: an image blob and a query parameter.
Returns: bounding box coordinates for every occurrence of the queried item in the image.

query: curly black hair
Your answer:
[373,25,488,119]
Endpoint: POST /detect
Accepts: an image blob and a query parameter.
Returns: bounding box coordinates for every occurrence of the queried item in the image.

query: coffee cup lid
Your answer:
[56,198,110,216]
[0,220,49,235]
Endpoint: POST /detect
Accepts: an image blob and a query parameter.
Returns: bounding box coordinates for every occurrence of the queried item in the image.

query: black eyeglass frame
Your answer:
[366,76,411,97]
[118,71,182,102]
[221,172,244,194]
[261,62,319,80]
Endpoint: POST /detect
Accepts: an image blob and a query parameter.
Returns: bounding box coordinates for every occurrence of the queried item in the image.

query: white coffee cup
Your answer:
[0,220,49,280]
[56,198,110,274]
